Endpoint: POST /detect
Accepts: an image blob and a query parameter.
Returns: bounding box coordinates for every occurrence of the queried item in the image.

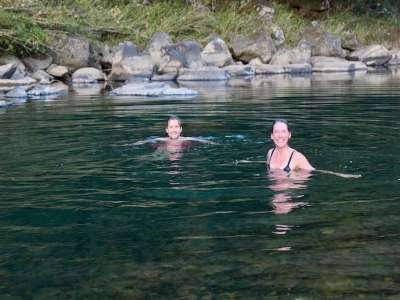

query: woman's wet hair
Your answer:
[167,115,182,127]
[271,119,290,133]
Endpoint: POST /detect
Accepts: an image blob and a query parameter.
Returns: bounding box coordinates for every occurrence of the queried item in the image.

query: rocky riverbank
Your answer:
[1,3,400,105]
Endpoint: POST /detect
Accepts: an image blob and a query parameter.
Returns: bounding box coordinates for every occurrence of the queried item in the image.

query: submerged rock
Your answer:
[312,56,368,72]
[0,77,37,86]
[178,67,229,81]
[223,65,255,77]
[255,63,312,74]
[5,86,28,98]
[27,82,69,97]
[111,82,198,97]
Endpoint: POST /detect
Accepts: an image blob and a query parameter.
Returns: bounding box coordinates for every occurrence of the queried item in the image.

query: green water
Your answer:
[1,72,400,299]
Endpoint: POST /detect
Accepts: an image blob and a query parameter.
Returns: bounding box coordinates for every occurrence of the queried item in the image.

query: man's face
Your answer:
[166,119,182,139]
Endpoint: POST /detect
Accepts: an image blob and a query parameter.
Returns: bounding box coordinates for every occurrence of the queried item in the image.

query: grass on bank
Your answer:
[0,0,399,56]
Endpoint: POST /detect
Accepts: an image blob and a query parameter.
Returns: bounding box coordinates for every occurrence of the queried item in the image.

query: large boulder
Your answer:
[146,32,173,66]
[109,54,154,81]
[347,45,392,66]
[72,67,106,83]
[0,55,26,79]
[23,54,53,72]
[270,47,311,65]
[201,37,233,67]
[299,25,345,57]
[27,82,68,97]
[178,67,229,81]
[49,34,92,71]
[230,32,276,63]
[311,56,368,72]
[341,31,362,51]
[156,41,203,76]
[111,82,198,97]
[0,63,17,79]
[112,41,138,64]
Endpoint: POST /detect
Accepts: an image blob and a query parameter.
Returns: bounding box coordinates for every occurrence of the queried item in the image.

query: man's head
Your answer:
[165,115,182,140]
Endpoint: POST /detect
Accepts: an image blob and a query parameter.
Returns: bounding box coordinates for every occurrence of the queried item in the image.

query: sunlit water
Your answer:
[1,71,400,299]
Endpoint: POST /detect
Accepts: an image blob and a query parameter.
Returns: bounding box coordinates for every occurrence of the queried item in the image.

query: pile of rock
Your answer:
[1,6,400,101]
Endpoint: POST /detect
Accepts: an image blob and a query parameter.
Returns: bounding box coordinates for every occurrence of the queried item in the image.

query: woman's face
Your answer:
[271,121,291,148]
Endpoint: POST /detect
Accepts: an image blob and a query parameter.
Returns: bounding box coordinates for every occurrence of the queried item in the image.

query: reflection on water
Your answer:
[268,169,312,215]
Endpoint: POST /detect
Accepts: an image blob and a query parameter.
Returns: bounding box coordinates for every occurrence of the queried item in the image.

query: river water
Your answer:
[1,71,400,299]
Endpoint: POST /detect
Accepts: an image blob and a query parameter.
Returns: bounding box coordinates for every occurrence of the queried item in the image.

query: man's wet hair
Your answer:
[167,115,182,127]
[271,119,290,133]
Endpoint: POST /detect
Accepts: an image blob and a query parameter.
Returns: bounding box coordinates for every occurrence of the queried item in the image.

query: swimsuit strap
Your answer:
[268,148,276,169]
[284,151,295,172]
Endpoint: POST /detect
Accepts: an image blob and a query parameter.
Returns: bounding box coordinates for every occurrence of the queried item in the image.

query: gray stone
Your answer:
[0,77,36,86]
[255,63,312,75]
[387,50,400,65]
[47,64,69,78]
[111,82,198,97]
[151,73,178,81]
[270,47,311,65]
[49,34,91,70]
[176,41,203,68]
[72,67,106,83]
[0,63,17,79]
[341,31,362,51]
[223,65,255,77]
[112,41,139,64]
[311,56,368,72]
[146,32,173,66]
[27,82,68,97]
[201,37,233,67]
[23,54,53,72]
[299,26,345,57]
[110,54,154,81]
[271,25,285,46]
[5,86,28,98]
[178,67,229,81]
[348,45,392,66]
[258,6,275,22]
[255,64,286,75]
[32,70,54,84]
[157,45,186,75]
[231,32,276,63]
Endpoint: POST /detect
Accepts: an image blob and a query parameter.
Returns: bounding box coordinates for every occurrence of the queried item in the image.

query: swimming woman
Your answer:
[267,119,314,172]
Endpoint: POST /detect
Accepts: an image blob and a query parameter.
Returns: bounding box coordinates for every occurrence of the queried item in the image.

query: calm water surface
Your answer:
[1,72,400,299]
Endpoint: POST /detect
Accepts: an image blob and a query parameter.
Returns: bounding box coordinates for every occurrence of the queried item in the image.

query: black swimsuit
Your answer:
[268,148,295,172]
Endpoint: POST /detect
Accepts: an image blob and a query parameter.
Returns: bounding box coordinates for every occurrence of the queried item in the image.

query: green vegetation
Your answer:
[0,0,399,56]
